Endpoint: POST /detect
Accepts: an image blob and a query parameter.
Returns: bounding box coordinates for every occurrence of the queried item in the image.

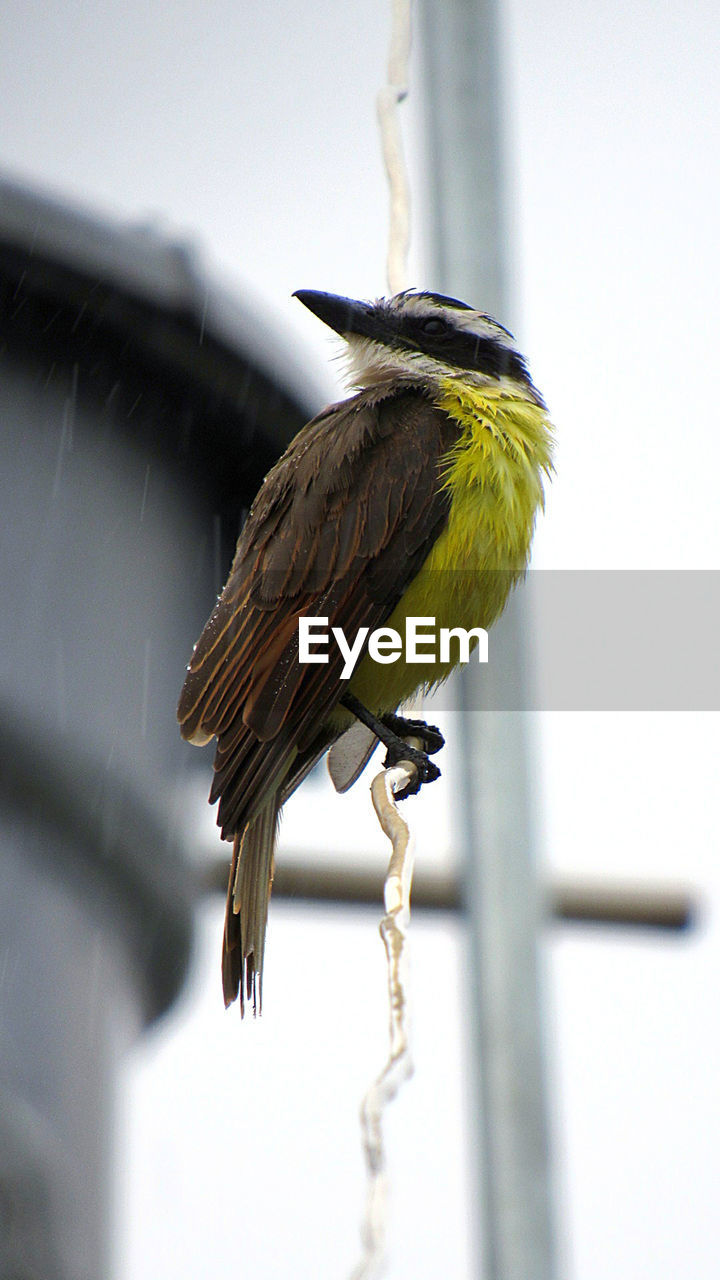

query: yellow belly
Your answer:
[346,531,524,714]
[346,378,553,715]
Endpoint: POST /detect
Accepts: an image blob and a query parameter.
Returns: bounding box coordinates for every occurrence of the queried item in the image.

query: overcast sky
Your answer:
[2,1,719,1277]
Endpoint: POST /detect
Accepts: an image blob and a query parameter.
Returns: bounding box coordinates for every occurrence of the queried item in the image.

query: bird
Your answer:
[177,288,554,1013]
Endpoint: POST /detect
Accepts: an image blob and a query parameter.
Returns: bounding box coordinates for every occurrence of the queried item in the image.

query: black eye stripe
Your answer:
[394,316,534,388]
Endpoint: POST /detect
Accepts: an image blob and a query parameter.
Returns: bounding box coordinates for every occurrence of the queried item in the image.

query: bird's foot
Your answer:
[340,694,444,801]
[379,714,444,801]
[380,739,441,799]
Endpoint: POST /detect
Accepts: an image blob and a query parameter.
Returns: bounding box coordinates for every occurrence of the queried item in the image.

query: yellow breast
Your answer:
[347,378,554,713]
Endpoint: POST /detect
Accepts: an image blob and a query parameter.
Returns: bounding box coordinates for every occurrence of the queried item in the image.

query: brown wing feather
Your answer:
[178,388,457,839]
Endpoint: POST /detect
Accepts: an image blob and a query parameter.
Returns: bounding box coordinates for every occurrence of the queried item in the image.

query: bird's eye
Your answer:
[420,317,449,336]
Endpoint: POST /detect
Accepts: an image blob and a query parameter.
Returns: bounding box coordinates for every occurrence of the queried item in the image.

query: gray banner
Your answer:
[239,570,720,712]
[453,570,720,711]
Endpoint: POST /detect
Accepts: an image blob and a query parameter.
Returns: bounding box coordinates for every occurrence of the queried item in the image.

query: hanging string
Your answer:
[376,0,412,294]
[350,757,418,1280]
[350,7,417,1276]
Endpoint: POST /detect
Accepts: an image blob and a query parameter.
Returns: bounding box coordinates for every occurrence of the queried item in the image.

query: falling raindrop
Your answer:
[51,413,70,501]
[12,268,27,301]
[64,363,78,451]
[54,636,68,731]
[140,636,151,739]
[199,286,209,346]
[213,513,222,598]
[104,380,121,409]
[139,464,151,524]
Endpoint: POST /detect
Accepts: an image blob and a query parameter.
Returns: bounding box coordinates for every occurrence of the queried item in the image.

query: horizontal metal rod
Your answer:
[197,857,697,931]
[548,878,697,931]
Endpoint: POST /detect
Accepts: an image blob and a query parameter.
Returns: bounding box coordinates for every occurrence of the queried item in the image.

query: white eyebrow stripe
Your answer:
[382,292,518,348]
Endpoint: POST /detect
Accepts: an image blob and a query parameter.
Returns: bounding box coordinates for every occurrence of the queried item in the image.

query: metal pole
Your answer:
[418,3,556,1277]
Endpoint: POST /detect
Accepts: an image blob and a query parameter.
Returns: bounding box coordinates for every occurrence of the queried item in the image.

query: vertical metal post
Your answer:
[418,3,556,1278]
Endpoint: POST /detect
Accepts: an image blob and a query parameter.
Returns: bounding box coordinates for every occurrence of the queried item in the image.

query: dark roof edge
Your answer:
[0,169,323,417]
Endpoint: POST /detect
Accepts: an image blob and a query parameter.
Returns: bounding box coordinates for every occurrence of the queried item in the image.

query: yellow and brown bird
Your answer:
[178,288,553,1012]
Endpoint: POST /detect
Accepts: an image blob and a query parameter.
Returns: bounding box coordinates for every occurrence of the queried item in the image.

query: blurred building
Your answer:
[0,173,314,1279]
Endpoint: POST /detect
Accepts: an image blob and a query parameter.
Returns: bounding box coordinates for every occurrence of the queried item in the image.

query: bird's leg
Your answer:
[340,693,444,800]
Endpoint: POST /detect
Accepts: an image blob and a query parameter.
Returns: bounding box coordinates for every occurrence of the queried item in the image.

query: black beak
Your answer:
[293,290,391,343]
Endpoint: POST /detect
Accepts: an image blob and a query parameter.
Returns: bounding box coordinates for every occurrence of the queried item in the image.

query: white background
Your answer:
[2,1,719,1276]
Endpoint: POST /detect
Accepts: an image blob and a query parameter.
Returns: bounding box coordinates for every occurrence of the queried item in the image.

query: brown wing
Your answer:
[177,387,458,839]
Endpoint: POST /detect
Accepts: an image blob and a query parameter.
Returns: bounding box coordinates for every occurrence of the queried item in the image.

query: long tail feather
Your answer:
[221,794,280,1013]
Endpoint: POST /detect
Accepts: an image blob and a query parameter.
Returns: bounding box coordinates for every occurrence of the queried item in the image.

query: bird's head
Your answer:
[293,288,543,404]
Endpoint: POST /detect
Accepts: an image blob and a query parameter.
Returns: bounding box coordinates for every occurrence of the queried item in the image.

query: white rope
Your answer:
[376,0,413,294]
[350,758,417,1280]
[349,9,417,1275]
